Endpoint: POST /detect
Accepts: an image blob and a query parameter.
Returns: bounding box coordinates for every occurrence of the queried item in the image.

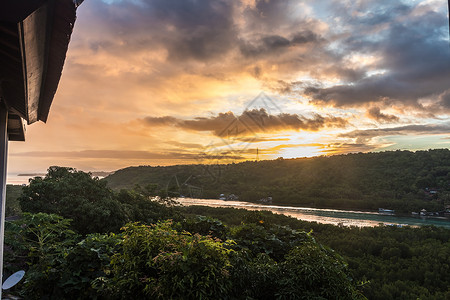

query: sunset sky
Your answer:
[8,0,450,181]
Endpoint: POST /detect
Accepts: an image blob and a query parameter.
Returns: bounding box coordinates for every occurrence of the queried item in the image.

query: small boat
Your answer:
[379,208,395,214]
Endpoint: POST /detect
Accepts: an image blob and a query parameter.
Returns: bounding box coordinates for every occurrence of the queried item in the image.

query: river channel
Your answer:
[177,198,450,229]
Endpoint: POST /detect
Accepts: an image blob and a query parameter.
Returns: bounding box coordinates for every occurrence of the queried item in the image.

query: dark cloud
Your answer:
[74,0,334,82]
[340,124,450,143]
[303,3,450,109]
[73,0,450,115]
[366,107,399,123]
[304,76,403,106]
[143,109,348,136]
[11,150,244,161]
[321,143,376,154]
[141,116,179,126]
[155,0,237,61]
[437,90,450,110]
[164,141,204,149]
[236,137,290,143]
[321,66,366,83]
[239,31,322,58]
[241,0,301,32]
[291,31,322,44]
[76,0,237,62]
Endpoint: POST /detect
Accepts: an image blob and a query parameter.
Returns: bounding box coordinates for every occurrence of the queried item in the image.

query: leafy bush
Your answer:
[103,221,233,299]
[19,167,127,234]
[6,184,23,217]
[58,233,122,299]
[179,215,227,240]
[5,213,78,299]
[276,243,363,299]
[116,188,180,224]
[5,213,367,299]
[228,222,310,261]
[227,222,364,299]
[229,251,279,299]
[5,213,121,299]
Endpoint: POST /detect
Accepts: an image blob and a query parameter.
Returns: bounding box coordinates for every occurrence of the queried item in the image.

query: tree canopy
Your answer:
[105,149,450,212]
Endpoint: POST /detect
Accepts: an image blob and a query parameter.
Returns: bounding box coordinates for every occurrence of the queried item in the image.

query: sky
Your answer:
[7,0,450,181]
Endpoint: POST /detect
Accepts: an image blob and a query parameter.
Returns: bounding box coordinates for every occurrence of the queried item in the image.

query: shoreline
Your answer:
[176,197,450,221]
[176,198,450,229]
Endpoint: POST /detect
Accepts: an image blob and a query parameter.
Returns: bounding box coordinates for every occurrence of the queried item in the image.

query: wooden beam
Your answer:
[18,2,50,124]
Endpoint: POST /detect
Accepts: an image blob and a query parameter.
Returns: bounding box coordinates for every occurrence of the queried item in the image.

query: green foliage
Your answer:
[6,184,23,216]
[227,226,363,299]
[276,244,362,299]
[229,252,279,299]
[15,158,449,300]
[181,206,450,300]
[11,185,447,300]
[179,215,227,240]
[57,233,122,299]
[321,225,450,300]
[228,222,310,261]
[105,149,450,212]
[19,167,181,234]
[104,221,233,299]
[5,212,366,299]
[218,210,363,299]
[229,248,364,300]
[5,213,121,300]
[19,166,127,234]
[116,188,180,224]
[5,213,78,299]
[7,213,77,263]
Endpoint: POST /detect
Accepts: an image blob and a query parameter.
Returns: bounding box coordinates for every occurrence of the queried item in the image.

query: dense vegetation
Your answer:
[5,166,450,299]
[6,184,22,216]
[18,166,179,234]
[104,149,450,213]
[5,213,365,299]
[181,206,450,300]
[5,167,364,299]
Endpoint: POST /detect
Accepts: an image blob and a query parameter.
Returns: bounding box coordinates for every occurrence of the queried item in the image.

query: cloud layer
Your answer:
[68,0,450,112]
[7,0,450,178]
[143,109,348,137]
[340,123,450,143]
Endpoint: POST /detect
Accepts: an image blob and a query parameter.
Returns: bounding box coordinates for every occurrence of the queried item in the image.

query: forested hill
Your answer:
[104,149,450,212]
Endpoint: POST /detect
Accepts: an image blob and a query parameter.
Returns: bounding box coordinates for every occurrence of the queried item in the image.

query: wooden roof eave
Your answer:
[18,0,77,124]
[0,0,78,141]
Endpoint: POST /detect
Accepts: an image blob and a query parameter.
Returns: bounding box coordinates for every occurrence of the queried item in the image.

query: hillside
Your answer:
[104,149,450,212]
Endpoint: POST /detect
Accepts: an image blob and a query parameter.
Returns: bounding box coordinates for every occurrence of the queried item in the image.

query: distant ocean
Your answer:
[7,174,37,185]
[7,172,111,185]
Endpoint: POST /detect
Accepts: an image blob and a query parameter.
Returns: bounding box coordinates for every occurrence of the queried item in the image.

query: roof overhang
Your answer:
[0,0,81,141]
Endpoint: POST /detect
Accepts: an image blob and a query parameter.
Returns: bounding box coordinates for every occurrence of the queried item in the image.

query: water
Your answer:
[6,173,108,185]
[6,174,34,185]
[177,198,450,229]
